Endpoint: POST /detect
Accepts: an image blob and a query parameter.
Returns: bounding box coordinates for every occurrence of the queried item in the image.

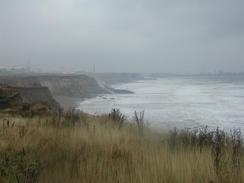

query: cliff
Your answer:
[14,87,60,109]
[38,75,109,98]
[0,86,60,112]
[0,74,110,108]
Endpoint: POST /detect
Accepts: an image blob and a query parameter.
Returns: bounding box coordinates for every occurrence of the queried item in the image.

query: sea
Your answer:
[78,75,244,131]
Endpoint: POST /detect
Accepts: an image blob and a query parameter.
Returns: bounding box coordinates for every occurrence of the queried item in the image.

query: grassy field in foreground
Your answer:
[0,110,243,183]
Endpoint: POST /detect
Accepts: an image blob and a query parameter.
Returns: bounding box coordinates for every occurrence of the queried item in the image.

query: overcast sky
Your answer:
[0,0,243,73]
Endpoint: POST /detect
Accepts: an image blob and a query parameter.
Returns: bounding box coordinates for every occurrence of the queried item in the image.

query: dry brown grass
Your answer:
[0,113,243,183]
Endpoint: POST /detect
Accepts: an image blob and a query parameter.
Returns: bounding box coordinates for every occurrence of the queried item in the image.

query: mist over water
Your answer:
[78,75,244,130]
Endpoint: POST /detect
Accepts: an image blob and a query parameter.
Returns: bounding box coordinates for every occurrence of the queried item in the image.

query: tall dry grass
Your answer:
[0,111,243,183]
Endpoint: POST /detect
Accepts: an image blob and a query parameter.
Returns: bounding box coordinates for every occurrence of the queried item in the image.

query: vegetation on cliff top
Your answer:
[0,110,243,183]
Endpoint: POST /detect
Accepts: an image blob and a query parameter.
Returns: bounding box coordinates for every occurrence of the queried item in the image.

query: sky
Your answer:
[0,0,243,73]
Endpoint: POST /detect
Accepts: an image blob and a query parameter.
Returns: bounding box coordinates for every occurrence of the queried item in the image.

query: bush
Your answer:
[108,109,126,128]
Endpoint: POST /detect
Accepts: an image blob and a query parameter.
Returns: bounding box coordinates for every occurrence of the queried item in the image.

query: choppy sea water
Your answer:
[78,75,244,131]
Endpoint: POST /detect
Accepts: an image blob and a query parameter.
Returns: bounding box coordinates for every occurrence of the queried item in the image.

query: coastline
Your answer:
[56,81,136,110]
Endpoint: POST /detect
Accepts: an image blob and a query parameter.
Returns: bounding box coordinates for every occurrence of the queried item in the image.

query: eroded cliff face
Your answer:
[0,86,60,112]
[14,87,60,109]
[0,74,109,108]
[39,75,109,98]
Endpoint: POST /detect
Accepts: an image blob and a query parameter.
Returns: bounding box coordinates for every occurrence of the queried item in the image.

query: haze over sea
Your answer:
[79,75,244,131]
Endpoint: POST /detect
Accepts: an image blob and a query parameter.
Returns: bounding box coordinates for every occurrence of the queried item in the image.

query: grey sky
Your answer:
[0,0,243,73]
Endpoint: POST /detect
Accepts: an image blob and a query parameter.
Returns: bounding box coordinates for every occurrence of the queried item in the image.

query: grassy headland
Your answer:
[0,110,243,183]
